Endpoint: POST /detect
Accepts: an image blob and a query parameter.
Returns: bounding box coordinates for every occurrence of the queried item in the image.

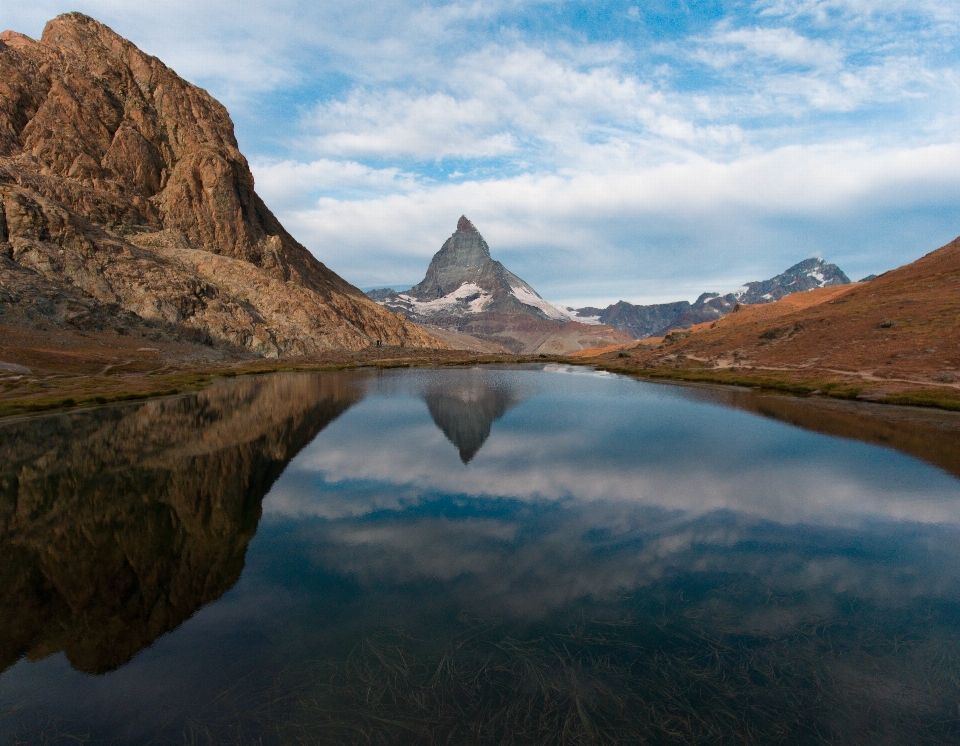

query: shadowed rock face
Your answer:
[0,372,364,674]
[409,217,495,300]
[736,258,850,304]
[423,372,522,462]
[0,13,444,355]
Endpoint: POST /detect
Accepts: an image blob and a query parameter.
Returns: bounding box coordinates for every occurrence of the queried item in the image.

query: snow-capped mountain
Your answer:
[571,258,851,340]
[367,217,631,353]
[733,257,850,304]
[372,216,570,321]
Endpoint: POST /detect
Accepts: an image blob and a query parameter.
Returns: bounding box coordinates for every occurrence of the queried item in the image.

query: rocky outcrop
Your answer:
[0,13,444,355]
[0,371,364,674]
[576,295,737,341]
[368,216,632,354]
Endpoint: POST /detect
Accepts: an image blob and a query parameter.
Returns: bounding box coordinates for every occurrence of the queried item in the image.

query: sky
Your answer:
[3,1,960,306]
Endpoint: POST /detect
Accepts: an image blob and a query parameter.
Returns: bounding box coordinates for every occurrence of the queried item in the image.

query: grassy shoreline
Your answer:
[4,352,960,420]
[0,352,535,419]
[574,361,960,412]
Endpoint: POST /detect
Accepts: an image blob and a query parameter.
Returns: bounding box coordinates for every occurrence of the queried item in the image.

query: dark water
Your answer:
[2,365,960,745]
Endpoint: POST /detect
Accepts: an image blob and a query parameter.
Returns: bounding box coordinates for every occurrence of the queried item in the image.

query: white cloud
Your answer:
[259,141,960,300]
[310,90,516,159]
[757,0,960,26]
[252,159,421,209]
[701,27,844,69]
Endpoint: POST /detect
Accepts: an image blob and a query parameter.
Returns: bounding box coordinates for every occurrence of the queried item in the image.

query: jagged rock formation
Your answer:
[573,258,850,339]
[368,217,631,354]
[0,13,443,355]
[0,371,364,674]
[576,294,737,341]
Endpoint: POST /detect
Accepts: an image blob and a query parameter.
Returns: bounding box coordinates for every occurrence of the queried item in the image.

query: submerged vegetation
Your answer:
[14,586,957,745]
[275,607,958,746]
[4,367,960,745]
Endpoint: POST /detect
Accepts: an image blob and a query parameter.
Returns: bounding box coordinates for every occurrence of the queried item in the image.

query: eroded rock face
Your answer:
[0,372,364,674]
[0,13,444,354]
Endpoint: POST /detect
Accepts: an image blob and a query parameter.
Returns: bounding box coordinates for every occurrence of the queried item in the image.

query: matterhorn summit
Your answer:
[368,217,631,353]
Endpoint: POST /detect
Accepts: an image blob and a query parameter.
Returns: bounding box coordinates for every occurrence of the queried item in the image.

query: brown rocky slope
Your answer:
[0,13,444,356]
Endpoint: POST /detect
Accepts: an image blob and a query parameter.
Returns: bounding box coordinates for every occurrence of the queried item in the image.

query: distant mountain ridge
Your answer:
[368,217,632,354]
[572,257,851,339]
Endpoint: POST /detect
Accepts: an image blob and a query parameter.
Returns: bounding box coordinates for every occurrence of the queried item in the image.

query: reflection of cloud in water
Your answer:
[266,377,960,527]
[259,367,960,620]
[281,499,960,622]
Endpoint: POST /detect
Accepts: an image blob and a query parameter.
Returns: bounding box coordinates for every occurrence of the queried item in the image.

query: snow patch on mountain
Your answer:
[509,282,568,320]
[558,307,603,325]
[732,258,849,304]
[389,282,493,317]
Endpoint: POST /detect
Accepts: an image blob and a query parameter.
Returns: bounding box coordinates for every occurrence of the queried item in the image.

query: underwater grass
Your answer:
[123,591,959,746]
[4,592,959,746]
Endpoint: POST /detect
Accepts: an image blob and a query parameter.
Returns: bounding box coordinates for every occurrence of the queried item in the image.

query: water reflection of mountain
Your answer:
[0,373,363,675]
[679,386,960,480]
[423,373,522,462]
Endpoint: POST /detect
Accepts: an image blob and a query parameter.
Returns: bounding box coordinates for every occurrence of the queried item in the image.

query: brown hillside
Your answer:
[0,13,444,355]
[577,237,960,406]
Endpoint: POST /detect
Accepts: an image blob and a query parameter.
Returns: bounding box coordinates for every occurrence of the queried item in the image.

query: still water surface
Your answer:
[2,365,960,744]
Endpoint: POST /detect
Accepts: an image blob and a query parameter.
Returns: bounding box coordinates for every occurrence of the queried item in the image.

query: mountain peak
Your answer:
[0,13,445,354]
[729,258,848,306]
[407,217,492,299]
[456,216,479,235]
[367,215,634,352]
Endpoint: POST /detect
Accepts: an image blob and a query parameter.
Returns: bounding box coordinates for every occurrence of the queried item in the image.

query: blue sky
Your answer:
[4,1,960,306]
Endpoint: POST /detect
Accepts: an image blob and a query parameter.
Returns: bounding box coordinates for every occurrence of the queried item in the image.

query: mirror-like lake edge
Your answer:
[1,365,959,745]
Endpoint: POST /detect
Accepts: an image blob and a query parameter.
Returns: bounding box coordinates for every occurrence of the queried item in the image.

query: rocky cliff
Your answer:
[368,216,631,354]
[0,13,443,355]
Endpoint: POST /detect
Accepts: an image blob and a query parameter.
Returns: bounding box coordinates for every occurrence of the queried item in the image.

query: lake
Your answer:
[1,365,959,745]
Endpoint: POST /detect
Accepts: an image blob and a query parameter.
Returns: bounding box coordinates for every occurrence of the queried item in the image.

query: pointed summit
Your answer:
[456,216,479,235]
[734,257,850,304]
[408,216,493,300]
[367,214,634,353]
